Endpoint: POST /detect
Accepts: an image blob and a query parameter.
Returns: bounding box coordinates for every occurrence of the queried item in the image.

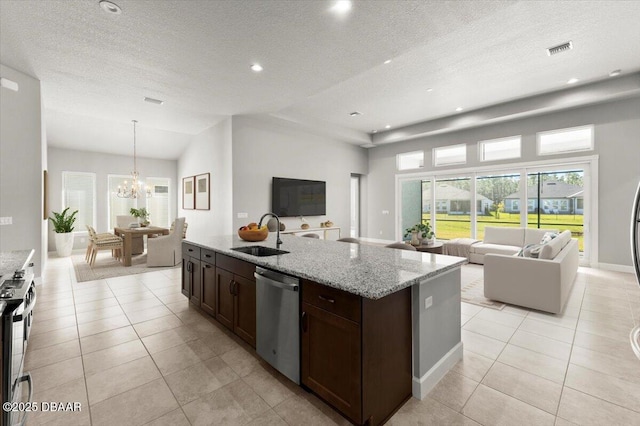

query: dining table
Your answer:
[114,226,169,266]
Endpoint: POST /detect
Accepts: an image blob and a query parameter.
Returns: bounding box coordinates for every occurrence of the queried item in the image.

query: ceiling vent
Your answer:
[546,41,573,56]
[144,97,164,105]
[349,111,362,117]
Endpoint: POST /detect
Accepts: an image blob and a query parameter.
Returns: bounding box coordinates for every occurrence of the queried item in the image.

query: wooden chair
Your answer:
[337,237,360,243]
[86,226,123,266]
[301,233,320,239]
[85,225,120,262]
[385,242,417,251]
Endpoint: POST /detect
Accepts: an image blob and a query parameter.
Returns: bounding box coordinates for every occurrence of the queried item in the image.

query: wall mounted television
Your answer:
[272,177,326,217]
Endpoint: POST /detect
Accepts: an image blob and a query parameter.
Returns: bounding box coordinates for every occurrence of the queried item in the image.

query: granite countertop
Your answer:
[0,249,34,283]
[185,234,466,299]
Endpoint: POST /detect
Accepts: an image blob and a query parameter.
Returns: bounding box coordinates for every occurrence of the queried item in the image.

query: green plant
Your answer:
[404,221,435,239]
[49,207,78,233]
[129,207,149,221]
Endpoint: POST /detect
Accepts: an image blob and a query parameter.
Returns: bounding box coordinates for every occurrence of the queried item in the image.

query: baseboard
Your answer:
[412,342,463,400]
[596,262,635,274]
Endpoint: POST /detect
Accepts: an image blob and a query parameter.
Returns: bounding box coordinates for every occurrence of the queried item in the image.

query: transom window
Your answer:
[433,144,466,167]
[478,136,521,162]
[397,151,424,171]
[537,125,594,156]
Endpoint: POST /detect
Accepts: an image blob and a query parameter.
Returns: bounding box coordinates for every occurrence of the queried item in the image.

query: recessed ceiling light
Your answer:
[371,130,377,134]
[609,69,622,77]
[455,107,463,112]
[99,0,122,14]
[330,0,352,14]
[426,88,433,92]
[385,125,391,129]
[250,64,263,72]
[567,78,579,84]
[384,59,392,64]
[349,111,362,117]
[144,97,164,105]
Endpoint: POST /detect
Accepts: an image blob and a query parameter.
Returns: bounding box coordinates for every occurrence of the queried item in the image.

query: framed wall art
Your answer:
[195,173,210,210]
[183,176,195,210]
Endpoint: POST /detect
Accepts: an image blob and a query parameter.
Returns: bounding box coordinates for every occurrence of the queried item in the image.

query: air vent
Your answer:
[144,97,164,105]
[546,41,573,56]
[349,111,362,117]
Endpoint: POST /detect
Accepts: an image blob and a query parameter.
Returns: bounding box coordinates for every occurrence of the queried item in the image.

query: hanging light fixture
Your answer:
[117,120,152,198]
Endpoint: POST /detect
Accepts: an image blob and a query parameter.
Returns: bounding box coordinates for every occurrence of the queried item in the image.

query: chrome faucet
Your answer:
[258,213,283,249]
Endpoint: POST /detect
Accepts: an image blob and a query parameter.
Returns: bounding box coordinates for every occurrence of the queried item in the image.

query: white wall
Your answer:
[47,147,178,251]
[177,118,233,238]
[0,64,45,277]
[231,116,369,234]
[366,97,640,267]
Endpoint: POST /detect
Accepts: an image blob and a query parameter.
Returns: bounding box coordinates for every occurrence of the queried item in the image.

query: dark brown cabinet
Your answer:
[301,280,412,426]
[201,258,216,317]
[215,254,256,348]
[182,243,201,305]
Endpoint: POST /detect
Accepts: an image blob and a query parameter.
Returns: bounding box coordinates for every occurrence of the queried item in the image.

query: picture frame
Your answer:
[43,170,49,220]
[183,176,195,210]
[195,173,210,210]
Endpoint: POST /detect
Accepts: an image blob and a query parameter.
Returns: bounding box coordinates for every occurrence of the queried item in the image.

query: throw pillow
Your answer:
[540,232,559,245]
[520,243,541,258]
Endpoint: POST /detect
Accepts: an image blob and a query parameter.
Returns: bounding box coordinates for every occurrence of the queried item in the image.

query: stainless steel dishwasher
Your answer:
[255,266,300,384]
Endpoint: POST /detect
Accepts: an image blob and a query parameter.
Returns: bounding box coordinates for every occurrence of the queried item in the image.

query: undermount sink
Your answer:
[231,246,289,257]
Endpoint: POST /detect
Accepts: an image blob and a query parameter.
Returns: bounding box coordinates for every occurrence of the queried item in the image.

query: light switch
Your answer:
[0,217,12,225]
[237,212,248,218]
[424,296,433,309]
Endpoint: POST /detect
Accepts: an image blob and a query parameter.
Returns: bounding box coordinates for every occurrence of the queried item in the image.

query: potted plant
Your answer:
[404,221,435,246]
[130,207,150,227]
[49,207,78,257]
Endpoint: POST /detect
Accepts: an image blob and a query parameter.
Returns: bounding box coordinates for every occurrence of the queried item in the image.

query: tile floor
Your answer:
[22,255,640,425]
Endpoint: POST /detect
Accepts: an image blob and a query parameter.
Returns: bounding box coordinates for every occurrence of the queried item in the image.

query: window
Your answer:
[478,136,521,162]
[433,144,466,167]
[397,151,424,171]
[108,175,137,229]
[146,177,171,228]
[62,172,96,232]
[537,125,594,156]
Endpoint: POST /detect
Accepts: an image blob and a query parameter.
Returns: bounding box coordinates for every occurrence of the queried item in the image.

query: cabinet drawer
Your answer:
[183,242,201,259]
[201,248,216,263]
[216,253,255,280]
[303,280,361,323]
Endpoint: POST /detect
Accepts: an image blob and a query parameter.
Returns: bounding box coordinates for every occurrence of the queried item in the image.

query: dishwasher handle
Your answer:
[254,271,299,292]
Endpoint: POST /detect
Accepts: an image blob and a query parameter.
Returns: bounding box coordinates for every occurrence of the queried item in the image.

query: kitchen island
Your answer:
[182,234,466,425]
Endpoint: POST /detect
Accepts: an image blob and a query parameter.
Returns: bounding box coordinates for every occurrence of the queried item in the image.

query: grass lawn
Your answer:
[423,213,584,251]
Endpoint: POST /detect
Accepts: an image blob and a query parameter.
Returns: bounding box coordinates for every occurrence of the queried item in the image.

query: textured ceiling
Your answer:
[1,0,639,159]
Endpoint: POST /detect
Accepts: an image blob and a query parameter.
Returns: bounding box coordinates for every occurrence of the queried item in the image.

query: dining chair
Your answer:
[385,242,417,251]
[86,226,124,266]
[337,237,360,243]
[301,233,320,239]
[147,217,186,267]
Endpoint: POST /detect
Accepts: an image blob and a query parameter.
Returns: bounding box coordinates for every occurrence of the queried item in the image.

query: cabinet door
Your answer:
[201,261,216,316]
[301,302,361,424]
[215,267,234,331]
[181,254,191,298]
[233,274,256,348]
[190,258,202,306]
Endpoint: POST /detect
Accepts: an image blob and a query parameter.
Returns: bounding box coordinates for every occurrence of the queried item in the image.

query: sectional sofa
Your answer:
[469,227,558,264]
[482,228,579,314]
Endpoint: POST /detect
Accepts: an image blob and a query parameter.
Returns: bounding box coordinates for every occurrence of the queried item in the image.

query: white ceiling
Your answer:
[1,0,639,159]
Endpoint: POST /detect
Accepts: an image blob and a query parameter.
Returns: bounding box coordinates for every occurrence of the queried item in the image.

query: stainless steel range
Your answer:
[1,250,36,426]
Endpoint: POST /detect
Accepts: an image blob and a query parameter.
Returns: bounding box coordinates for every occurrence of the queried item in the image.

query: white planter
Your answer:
[55,232,74,257]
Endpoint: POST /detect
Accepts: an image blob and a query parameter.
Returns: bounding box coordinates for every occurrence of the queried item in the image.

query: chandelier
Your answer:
[117,120,152,199]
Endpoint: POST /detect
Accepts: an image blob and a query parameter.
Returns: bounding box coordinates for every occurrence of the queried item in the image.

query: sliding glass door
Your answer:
[475,173,522,241]
[433,177,472,240]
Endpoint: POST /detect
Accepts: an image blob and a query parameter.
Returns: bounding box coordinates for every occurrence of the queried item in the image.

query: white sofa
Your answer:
[469,227,558,264]
[483,230,579,314]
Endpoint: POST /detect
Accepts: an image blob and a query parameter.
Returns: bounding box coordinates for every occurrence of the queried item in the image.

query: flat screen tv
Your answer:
[272,177,326,217]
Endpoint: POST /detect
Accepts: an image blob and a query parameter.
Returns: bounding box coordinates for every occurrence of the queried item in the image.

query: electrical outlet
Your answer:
[382,210,390,215]
[237,212,248,218]
[424,296,433,309]
[0,217,12,225]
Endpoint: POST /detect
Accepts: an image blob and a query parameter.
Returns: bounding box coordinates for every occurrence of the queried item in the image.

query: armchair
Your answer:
[147,217,186,267]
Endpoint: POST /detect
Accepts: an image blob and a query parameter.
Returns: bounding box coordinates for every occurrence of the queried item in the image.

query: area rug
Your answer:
[72,251,178,283]
[461,277,506,310]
